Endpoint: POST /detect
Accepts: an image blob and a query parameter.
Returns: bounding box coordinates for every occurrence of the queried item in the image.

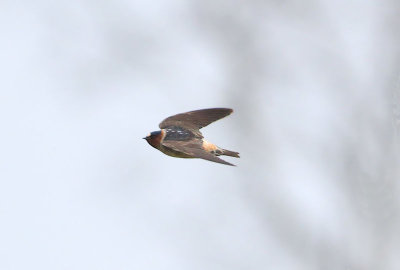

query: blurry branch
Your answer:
[192,1,400,269]
[393,75,400,148]
[191,1,355,269]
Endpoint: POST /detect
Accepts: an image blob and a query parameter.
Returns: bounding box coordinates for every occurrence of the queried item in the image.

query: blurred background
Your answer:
[1,0,400,269]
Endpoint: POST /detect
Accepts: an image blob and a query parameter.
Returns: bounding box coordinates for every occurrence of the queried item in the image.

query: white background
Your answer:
[1,1,400,269]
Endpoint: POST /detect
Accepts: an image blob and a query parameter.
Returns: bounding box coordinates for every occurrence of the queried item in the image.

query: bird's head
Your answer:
[143,130,163,148]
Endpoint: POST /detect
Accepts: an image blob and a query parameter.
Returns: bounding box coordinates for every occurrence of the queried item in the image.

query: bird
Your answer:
[143,108,240,166]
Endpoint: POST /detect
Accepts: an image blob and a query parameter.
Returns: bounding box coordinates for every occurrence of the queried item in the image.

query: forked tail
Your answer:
[222,149,240,158]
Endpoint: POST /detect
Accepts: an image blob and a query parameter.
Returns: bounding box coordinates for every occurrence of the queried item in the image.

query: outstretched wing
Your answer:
[159,108,233,131]
[162,140,235,166]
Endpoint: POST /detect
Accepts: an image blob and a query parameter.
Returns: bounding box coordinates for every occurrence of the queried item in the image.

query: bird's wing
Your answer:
[162,140,235,166]
[159,108,233,131]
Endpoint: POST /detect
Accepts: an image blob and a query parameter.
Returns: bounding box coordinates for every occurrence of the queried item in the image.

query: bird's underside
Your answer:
[161,139,236,166]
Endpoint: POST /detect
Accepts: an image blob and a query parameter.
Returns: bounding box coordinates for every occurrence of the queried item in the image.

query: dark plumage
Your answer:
[144,108,239,166]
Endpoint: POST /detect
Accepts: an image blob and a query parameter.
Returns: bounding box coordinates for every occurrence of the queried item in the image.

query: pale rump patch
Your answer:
[202,140,218,152]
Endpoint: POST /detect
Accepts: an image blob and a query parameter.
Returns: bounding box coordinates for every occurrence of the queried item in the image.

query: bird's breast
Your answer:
[159,145,194,158]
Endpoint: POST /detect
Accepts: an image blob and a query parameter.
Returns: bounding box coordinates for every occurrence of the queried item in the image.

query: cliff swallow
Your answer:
[144,108,240,166]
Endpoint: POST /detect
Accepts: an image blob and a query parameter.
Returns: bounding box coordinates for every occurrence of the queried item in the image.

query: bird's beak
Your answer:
[142,137,147,139]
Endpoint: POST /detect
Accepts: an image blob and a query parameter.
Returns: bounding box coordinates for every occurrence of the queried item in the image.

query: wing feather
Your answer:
[162,140,235,166]
[159,108,233,131]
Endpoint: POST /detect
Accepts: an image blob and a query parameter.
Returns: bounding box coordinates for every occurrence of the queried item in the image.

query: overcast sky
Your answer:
[1,1,400,269]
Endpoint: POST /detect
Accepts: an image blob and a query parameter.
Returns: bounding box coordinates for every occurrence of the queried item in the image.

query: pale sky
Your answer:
[1,1,399,269]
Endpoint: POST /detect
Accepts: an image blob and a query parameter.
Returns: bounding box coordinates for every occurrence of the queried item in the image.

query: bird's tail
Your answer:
[222,149,240,158]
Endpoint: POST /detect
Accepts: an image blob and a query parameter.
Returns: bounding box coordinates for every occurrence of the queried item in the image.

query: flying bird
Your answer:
[144,108,240,166]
